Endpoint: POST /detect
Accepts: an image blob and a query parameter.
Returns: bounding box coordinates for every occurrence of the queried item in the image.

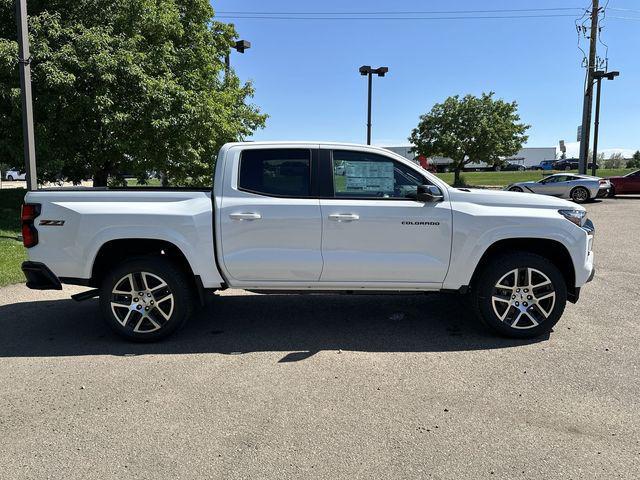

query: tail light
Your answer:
[21,203,41,248]
[599,179,607,185]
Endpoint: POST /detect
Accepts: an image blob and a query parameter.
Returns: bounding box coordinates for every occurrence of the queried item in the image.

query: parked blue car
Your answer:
[530,160,556,171]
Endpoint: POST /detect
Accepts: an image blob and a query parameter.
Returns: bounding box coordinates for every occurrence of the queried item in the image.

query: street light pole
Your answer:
[592,77,602,177]
[366,71,372,145]
[359,65,388,145]
[591,70,619,176]
[225,39,251,82]
[16,0,37,190]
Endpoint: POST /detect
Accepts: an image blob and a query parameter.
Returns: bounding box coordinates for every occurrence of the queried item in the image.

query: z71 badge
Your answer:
[39,220,65,226]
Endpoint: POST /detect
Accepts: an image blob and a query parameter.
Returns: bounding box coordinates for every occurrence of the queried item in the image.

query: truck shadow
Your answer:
[0,293,547,359]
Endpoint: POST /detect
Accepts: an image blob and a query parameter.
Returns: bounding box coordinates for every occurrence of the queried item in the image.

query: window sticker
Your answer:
[344,161,394,192]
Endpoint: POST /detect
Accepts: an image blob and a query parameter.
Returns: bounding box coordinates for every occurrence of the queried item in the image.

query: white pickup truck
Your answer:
[20,142,595,341]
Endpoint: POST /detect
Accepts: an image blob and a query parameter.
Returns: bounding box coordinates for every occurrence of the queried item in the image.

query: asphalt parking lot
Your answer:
[0,197,638,479]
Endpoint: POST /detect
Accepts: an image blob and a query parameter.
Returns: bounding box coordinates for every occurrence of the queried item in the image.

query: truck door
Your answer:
[218,147,323,282]
[319,148,452,284]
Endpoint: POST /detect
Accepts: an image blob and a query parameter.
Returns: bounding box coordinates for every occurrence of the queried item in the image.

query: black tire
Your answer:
[6,175,14,181]
[570,186,590,203]
[471,252,567,338]
[509,186,523,192]
[518,166,525,171]
[99,257,195,342]
[564,165,571,171]
[607,186,616,198]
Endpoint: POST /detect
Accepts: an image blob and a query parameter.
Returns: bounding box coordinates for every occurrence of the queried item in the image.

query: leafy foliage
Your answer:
[603,152,625,169]
[0,0,266,186]
[627,150,640,169]
[409,92,529,186]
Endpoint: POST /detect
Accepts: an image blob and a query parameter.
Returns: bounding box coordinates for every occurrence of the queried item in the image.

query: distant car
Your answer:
[506,173,610,203]
[4,168,26,181]
[607,169,640,197]
[552,159,599,171]
[530,160,556,171]
[494,161,526,171]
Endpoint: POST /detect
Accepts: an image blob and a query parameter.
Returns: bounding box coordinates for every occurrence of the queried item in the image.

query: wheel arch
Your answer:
[470,237,578,302]
[569,185,591,201]
[89,239,204,298]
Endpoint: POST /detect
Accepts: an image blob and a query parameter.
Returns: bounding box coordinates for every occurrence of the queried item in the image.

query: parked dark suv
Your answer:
[553,158,598,171]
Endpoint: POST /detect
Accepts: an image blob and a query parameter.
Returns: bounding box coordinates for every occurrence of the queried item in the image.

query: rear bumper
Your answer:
[21,261,62,290]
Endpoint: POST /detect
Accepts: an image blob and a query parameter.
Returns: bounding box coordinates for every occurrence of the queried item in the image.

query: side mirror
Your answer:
[416,184,444,202]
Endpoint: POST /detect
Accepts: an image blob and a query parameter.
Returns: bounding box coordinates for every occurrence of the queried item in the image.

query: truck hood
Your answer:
[448,187,581,210]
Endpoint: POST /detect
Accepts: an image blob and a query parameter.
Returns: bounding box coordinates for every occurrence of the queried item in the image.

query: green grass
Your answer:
[0,189,27,287]
[435,168,634,187]
[126,178,162,187]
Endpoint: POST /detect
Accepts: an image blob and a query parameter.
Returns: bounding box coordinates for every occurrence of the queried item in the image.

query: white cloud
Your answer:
[562,142,637,158]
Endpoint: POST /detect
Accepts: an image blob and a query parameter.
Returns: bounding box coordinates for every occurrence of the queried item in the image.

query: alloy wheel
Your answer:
[110,271,175,333]
[491,267,556,329]
[571,188,588,202]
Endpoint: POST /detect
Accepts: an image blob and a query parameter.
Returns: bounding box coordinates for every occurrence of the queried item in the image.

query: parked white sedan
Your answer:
[4,168,26,181]
[506,173,610,203]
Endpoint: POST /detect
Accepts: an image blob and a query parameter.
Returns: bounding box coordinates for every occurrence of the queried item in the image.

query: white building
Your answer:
[383,145,557,170]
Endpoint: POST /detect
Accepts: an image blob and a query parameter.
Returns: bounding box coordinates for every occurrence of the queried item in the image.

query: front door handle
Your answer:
[328,213,360,222]
[229,212,262,221]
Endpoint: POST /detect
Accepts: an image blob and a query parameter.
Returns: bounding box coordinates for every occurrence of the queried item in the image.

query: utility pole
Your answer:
[578,0,599,175]
[16,0,37,190]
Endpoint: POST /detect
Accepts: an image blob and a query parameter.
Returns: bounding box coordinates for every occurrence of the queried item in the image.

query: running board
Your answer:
[71,289,100,302]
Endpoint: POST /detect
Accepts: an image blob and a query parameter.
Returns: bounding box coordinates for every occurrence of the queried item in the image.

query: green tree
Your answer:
[409,92,529,186]
[603,152,625,169]
[0,0,266,186]
[627,150,640,169]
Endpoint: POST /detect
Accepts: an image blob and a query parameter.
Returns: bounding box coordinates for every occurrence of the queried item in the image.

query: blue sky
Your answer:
[213,0,640,154]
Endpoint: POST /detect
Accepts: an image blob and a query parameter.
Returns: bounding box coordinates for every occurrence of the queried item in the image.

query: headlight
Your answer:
[558,209,587,227]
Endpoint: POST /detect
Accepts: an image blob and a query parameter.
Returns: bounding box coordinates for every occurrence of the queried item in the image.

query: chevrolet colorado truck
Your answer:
[20,142,595,341]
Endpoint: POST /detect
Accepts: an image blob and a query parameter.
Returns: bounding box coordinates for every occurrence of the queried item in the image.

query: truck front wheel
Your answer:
[472,253,567,338]
[99,257,194,342]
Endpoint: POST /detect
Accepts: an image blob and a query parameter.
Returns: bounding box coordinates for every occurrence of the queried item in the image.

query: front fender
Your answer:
[443,208,588,289]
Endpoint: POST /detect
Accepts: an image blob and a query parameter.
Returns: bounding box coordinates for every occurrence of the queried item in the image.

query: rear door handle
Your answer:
[328,213,360,222]
[229,212,262,221]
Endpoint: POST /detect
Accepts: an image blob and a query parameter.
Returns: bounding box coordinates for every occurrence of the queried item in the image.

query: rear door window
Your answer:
[239,149,311,197]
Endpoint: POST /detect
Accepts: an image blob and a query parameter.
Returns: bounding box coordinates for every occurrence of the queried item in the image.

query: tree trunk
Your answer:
[93,169,108,187]
[453,166,462,187]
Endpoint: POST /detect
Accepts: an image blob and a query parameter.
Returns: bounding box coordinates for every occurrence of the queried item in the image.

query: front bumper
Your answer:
[575,219,595,287]
[22,261,62,290]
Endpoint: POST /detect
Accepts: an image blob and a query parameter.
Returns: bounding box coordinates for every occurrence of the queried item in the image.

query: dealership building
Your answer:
[383,145,557,170]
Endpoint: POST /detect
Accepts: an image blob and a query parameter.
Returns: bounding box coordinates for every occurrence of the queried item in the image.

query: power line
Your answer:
[608,15,640,20]
[216,7,583,15]
[609,7,640,14]
[216,14,580,21]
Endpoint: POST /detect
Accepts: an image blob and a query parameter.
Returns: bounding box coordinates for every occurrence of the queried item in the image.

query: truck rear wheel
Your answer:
[99,257,194,342]
[472,253,567,338]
